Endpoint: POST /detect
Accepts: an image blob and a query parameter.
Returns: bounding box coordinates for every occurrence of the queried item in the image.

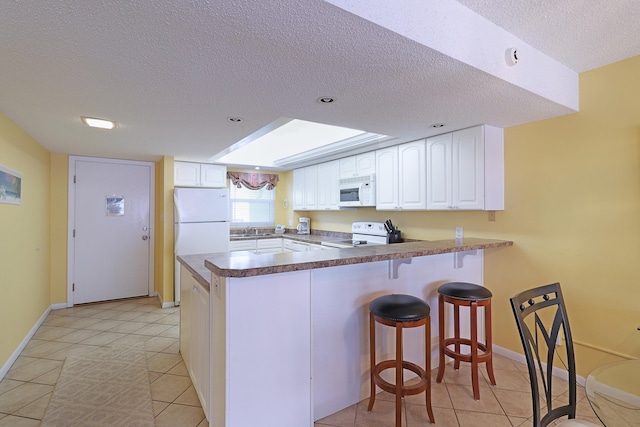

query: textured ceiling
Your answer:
[1,0,639,168]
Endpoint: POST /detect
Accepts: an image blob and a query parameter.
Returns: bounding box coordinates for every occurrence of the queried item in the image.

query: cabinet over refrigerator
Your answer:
[174,187,229,305]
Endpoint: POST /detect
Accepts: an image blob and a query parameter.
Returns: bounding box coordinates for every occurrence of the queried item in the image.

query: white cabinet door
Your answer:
[303,165,318,210]
[200,164,227,188]
[426,125,503,210]
[179,266,210,421]
[229,240,257,252]
[179,265,192,371]
[175,162,201,187]
[317,160,339,210]
[426,133,453,210]
[377,141,426,210]
[292,168,305,210]
[256,238,283,254]
[452,126,484,210]
[192,281,210,420]
[398,140,427,210]
[339,152,375,179]
[293,165,318,211]
[175,161,227,188]
[375,146,399,210]
[356,152,376,176]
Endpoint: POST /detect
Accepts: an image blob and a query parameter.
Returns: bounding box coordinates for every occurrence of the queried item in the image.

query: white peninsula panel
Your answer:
[311,251,484,420]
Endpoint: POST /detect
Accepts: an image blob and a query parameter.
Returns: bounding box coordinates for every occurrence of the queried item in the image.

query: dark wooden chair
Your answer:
[510,283,600,427]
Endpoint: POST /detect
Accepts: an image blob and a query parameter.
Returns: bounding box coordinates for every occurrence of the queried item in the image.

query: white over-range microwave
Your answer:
[338,174,376,207]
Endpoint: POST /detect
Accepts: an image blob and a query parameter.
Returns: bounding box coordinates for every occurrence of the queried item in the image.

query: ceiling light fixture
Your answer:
[81,116,116,129]
[430,123,446,128]
[318,97,335,104]
[227,117,243,122]
[210,117,395,169]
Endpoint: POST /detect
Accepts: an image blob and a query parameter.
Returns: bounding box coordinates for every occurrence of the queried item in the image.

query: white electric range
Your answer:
[320,222,388,248]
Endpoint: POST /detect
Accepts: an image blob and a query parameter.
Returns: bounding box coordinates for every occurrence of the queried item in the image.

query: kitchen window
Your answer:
[229,181,275,227]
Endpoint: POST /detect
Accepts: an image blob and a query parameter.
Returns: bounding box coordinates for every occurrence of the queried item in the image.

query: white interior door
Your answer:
[71,158,153,304]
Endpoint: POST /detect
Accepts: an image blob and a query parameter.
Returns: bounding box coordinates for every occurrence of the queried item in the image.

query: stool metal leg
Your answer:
[368,311,376,411]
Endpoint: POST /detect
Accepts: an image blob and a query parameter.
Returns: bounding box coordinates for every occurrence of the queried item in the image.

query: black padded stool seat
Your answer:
[369,294,430,322]
[438,282,492,301]
[368,294,435,427]
[436,282,496,400]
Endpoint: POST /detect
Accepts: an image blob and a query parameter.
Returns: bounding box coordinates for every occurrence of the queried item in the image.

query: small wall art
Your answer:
[0,163,22,205]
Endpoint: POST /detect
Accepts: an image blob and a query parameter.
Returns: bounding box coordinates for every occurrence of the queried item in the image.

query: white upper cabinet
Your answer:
[339,152,375,179]
[175,161,227,188]
[303,165,318,210]
[426,125,504,210]
[376,140,426,210]
[292,168,305,210]
[317,160,340,210]
[293,165,318,210]
[375,146,399,210]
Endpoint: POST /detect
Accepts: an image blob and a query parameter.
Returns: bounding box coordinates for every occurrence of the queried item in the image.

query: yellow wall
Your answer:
[0,113,51,365]
[154,156,175,304]
[293,56,640,375]
[3,55,640,377]
[50,154,68,304]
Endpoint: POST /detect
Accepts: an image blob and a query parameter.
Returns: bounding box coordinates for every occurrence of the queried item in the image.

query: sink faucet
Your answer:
[244,225,251,234]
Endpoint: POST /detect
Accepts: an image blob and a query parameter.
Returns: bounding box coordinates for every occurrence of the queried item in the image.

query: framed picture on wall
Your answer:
[0,163,22,205]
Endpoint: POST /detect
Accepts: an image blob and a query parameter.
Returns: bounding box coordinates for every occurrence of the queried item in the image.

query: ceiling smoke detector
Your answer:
[505,48,519,66]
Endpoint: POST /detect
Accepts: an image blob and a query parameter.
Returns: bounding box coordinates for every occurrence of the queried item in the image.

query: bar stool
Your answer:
[436,282,496,400]
[368,294,435,426]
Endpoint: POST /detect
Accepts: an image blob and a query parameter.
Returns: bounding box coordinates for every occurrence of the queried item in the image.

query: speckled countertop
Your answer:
[178,236,513,287]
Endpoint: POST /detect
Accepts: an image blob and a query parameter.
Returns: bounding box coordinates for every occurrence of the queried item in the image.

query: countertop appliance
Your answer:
[338,174,376,207]
[321,221,388,248]
[174,187,229,305]
[297,217,310,234]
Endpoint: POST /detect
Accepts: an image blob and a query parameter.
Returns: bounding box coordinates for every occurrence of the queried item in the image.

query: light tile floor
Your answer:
[0,296,205,427]
[0,296,603,427]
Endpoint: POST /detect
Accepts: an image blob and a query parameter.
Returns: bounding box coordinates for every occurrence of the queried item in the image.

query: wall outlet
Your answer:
[455,227,463,239]
[488,211,496,222]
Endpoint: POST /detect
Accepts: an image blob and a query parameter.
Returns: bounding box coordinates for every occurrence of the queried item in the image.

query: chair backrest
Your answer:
[510,283,577,427]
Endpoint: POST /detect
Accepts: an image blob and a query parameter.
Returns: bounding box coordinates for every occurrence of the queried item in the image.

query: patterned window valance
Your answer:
[227,172,279,190]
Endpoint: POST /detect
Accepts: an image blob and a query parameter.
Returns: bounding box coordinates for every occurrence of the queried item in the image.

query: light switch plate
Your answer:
[455,227,463,239]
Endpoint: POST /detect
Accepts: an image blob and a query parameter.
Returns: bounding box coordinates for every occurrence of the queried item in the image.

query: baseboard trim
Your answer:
[0,305,52,381]
[155,292,175,309]
[50,303,67,311]
[493,344,586,387]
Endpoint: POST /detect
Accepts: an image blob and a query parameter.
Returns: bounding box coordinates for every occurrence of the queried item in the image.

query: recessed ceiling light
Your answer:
[227,117,243,122]
[81,117,116,129]
[430,123,446,128]
[317,97,335,104]
[254,166,260,170]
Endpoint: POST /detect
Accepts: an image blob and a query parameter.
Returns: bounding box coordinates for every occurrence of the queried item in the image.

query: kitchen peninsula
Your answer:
[178,236,512,427]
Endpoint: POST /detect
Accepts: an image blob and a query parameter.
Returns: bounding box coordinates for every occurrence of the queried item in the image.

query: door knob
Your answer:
[142,235,149,240]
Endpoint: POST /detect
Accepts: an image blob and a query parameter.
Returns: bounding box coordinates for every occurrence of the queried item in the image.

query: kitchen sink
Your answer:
[233,233,274,238]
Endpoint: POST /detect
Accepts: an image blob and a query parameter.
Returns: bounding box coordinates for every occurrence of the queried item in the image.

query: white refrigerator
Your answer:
[174,187,230,305]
